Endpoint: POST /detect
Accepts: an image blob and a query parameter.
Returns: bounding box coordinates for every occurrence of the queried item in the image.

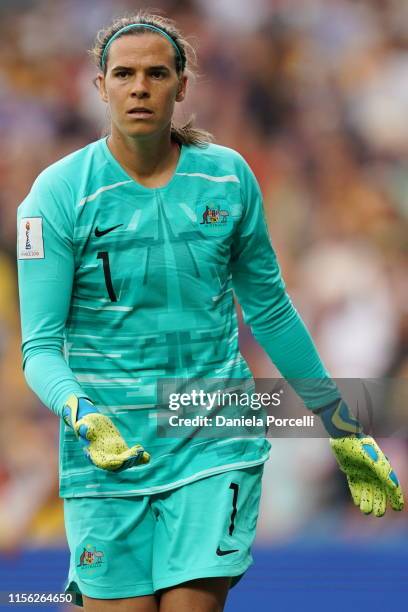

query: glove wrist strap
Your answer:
[312,399,364,438]
[63,395,96,431]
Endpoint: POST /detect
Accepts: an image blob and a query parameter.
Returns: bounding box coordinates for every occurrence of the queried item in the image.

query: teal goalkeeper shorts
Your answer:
[64,465,263,605]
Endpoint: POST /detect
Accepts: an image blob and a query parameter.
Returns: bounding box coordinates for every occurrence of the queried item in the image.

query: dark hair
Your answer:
[90,11,213,147]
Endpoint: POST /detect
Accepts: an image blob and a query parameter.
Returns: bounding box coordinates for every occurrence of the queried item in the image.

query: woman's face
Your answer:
[98,33,187,140]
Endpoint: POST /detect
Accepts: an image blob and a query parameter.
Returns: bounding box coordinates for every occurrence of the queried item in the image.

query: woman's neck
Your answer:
[107,128,180,185]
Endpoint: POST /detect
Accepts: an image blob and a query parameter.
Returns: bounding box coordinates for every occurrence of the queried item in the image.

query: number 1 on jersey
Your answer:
[97,251,117,302]
[229,482,239,535]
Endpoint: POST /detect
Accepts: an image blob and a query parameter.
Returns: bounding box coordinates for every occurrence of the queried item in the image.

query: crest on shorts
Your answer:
[76,543,107,578]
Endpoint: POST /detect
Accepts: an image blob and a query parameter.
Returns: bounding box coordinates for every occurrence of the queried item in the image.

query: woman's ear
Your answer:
[176,74,188,102]
[96,73,109,103]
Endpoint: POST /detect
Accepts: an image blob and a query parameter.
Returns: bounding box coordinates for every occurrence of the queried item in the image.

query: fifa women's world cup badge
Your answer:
[18,216,44,259]
[197,201,232,237]
[25,221,32,250]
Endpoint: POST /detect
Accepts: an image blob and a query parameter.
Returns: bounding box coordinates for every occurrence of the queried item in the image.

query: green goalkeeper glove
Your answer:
[63,395,150,472]
[330,435,404,517]
[313,399,403,516]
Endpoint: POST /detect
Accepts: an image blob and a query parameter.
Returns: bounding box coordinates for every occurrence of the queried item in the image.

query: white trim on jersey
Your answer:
[176,172,240,183]
[68,351,122,358]
[78,180,132,206]
[72,304,133,312]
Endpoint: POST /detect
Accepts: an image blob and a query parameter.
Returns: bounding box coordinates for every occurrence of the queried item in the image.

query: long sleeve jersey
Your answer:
[17,138,340,497]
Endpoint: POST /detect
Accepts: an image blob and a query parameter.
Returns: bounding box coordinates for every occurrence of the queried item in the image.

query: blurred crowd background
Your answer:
[0,0,407,569]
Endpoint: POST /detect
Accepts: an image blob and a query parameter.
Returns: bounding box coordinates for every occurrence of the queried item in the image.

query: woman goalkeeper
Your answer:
[17,10,403,612]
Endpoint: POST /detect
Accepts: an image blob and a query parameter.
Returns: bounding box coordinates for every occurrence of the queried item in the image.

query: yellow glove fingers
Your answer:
[140,451,150,464]
[89,451,124,471]
[116,444,149,464]
[363,447,404,512]
[89,444,147,471]
[386,483,404,512]
[368,448,404,511]
[372,487,387,517]
[359,483,373,515]
[347,476,362,507]
[114,444,145,461]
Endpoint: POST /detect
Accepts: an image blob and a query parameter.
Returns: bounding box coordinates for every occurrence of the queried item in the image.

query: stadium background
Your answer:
[0,0,407,609]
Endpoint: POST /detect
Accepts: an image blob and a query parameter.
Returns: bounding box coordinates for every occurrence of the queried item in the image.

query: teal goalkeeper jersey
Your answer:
[17,138,340,497]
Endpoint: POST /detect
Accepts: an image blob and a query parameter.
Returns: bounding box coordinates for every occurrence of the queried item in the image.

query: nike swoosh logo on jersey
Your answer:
[94,224,123,237]
[216,546,239,556]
